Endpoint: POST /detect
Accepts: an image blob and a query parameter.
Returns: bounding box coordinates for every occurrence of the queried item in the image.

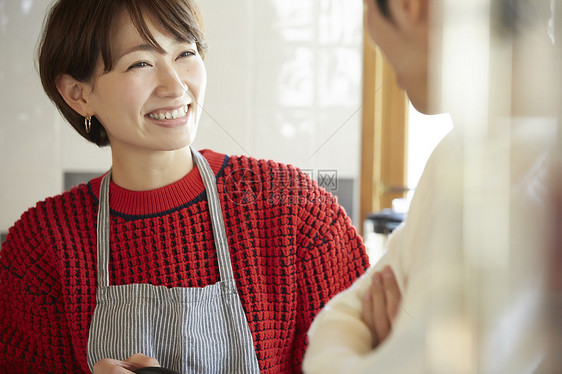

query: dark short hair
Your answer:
[38,0,208,147]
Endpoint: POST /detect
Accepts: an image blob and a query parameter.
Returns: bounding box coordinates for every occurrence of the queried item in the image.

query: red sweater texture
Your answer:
[0,149,369,373]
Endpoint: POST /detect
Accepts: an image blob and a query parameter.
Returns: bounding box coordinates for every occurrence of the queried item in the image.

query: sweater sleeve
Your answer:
[301,133,460,374]
[0,206,83,372]
[292,173,370,371]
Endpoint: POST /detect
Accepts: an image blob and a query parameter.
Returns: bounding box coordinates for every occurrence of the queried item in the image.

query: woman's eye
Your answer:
[178,50,196,59]
[127,61,150,70]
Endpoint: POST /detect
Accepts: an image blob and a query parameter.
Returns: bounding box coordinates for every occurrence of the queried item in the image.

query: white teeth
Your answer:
[148,105,189,120]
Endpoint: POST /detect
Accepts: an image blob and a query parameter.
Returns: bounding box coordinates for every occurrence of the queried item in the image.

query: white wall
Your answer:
[0,0,363,234]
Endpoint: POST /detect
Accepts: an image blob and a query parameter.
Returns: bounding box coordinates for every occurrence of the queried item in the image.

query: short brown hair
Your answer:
[38,0,208,147]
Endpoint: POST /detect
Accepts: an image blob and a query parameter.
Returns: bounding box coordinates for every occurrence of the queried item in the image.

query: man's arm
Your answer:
[302,223,407,374]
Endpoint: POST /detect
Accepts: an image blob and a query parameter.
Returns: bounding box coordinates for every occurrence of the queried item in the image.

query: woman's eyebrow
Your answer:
[117,43,157,60]
[117,39,193,61]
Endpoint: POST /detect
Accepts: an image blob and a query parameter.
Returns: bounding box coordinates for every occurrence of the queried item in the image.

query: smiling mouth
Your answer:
[147,104,190,120]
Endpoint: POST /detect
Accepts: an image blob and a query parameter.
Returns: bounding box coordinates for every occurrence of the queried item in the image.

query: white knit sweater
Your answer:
[303,120,556,373]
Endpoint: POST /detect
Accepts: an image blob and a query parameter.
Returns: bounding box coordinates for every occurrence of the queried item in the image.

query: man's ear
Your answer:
[56,74,93,116]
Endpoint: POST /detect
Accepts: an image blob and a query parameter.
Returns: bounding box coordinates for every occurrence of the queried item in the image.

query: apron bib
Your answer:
[87,148,260,374]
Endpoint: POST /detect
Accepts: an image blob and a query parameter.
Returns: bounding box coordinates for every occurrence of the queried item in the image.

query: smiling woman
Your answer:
[0,0,369,373]
[54,9,207,190]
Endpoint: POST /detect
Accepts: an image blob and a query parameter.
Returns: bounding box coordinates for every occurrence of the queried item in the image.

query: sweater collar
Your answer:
[89,149,228,216]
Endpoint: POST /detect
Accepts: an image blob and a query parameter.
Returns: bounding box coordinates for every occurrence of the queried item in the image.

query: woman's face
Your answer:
[84,11,207,156]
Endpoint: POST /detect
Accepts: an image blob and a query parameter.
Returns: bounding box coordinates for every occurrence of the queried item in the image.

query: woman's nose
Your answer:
[154,64,188,98]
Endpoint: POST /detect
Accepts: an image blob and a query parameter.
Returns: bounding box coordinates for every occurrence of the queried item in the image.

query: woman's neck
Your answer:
[109,146,194,191]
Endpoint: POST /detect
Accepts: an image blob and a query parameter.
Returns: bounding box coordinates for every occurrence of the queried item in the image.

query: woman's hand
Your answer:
[93,353,160,374]
[361,265,402,349]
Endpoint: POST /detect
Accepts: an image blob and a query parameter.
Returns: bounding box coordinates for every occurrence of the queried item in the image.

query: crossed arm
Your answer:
[302,224,409,374]
[361,265,402,349]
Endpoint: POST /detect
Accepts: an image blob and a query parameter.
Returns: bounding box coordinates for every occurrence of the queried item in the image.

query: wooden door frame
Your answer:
[360,38,409,235]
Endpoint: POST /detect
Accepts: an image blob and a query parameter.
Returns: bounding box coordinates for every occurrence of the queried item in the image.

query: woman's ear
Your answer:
[56,74,93,116]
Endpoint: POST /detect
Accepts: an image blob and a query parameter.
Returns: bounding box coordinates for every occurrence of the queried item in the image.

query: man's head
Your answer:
[364,0,431,113]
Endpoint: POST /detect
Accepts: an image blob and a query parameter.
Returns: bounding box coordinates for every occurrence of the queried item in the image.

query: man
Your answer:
[303,0,560,372]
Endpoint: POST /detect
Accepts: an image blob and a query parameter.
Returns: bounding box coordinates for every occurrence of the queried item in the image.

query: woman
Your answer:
[0,0,369,372]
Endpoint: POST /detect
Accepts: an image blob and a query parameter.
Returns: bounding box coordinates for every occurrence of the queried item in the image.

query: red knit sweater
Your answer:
[0,149,369,373]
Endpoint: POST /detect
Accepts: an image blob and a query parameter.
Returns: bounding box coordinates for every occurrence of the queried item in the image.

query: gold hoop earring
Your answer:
[85,116,92,134]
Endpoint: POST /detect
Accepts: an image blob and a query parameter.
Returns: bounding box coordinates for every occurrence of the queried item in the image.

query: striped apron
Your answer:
[86,148,260,374]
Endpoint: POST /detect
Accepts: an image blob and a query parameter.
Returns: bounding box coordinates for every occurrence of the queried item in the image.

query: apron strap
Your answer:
[97,171,112,288]
[190,147,235,282]
[96,148,235,288]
